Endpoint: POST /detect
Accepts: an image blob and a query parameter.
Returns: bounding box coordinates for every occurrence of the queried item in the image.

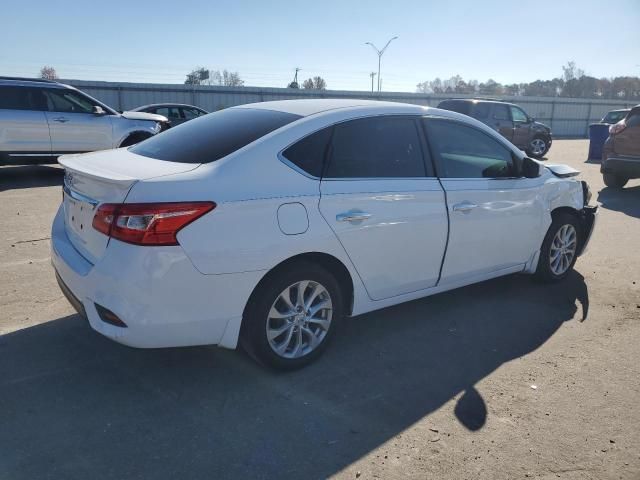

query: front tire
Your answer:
[603,173,628,189]
[240,262,343,370]
[535,213,581,282]
[526,136,550,159]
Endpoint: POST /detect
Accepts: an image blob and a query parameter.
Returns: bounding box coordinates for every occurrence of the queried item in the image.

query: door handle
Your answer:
[336,211,372,223]
[452,202,478,213]
[53,117,69,123]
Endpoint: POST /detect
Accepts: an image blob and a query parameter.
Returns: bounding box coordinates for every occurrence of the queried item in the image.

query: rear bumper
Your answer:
[600,156,640,179]
[578,205,597,256]
[51,205,263,349]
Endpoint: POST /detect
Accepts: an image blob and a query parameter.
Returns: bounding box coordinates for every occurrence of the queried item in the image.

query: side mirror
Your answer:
[522,156,542,178]
[92,105,106,115]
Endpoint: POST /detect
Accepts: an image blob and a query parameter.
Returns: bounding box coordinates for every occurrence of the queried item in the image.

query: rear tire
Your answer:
[535,212,581,283]
[603,173,628,189]
[240,261,343,370]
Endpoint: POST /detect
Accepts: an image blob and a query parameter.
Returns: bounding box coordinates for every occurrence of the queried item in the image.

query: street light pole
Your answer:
[365,36,398,93]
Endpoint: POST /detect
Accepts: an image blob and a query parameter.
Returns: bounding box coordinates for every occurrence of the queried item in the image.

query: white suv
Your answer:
[0,77,168,165]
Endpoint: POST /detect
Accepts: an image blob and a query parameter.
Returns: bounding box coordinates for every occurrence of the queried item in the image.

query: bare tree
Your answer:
[40,66,58,80]
[184,67,210,85]
[302,76,327,90]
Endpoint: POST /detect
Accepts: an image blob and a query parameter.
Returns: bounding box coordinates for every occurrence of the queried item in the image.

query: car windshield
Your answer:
[602,111,628,124]
[130,107,301,163]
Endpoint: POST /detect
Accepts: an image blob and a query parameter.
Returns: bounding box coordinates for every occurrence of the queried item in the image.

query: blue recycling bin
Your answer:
[588,123,610,160]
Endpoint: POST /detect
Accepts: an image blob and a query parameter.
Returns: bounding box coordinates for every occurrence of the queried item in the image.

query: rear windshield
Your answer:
[130,107,302,163]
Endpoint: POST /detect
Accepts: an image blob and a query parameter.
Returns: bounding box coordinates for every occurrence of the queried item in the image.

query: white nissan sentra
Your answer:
[52,99,597,369]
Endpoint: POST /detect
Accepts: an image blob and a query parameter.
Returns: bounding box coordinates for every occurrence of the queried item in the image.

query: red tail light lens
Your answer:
[92,202,215,246]
[609,120,626,135]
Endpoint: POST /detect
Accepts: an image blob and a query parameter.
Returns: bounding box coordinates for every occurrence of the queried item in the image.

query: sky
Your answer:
[1,0,639,93]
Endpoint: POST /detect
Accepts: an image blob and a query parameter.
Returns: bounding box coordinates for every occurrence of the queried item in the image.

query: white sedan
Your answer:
[52,99,597,369]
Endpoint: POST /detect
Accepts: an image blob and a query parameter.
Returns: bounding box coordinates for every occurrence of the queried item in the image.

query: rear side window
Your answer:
[282,127,332,177]
[471,102,490,119]
[425,119,514,178]
[438,101,471,116]
[492,104,510,120]
[131,108,301,163]
[326,116,427,178]
[0,86,46,110]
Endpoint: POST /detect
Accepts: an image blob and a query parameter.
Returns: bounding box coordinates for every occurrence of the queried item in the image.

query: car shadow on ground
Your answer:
[0,271,588,480]
[598,185,640,219]
[0,165,63,192]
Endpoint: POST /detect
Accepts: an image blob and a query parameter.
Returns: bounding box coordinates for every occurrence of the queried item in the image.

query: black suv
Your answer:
[438,99,553,158]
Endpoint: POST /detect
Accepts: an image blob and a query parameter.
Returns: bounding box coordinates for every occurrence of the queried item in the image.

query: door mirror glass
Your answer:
[92,105,106,115]
[522,157,542,178]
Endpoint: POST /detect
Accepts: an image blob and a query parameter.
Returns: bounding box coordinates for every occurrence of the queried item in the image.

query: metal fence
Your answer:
[64,79,636,138]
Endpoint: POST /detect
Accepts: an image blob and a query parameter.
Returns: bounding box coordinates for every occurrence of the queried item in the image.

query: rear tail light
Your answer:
[92,202,215,246]
[609,120,626,135]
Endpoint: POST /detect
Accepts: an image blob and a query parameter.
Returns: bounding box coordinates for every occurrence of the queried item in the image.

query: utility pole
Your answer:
[369,72,377,93]
[293,67,301,84]
[365,36,398,92]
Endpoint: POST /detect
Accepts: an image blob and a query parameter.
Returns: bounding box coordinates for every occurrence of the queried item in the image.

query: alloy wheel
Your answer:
[549,224,577,276]
[266,280,333,359]
[530,138,547,156]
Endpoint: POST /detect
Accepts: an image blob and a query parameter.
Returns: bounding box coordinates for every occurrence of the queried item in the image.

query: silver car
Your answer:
[0,77,168,165]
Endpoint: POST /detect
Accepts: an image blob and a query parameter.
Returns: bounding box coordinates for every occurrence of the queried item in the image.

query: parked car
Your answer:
[601,104,640,188]
[52,99,596,370]
[438,99,553,159]
[600,108,630,125]
[131,103,208,127]
[0,77,169,165]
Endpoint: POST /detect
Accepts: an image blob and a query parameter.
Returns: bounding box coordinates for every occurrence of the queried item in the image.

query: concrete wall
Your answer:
[64,79,636,138]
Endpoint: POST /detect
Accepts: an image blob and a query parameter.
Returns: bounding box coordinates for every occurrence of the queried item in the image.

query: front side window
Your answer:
[424,119,514,179]
[156,107,182,121]
[626,111,640,128]
[45,90,94,113]
[325,116,427,178]
[182,107,205,120]
[492,104,510,121]
[131,107,301,164]
[510,106,528,123]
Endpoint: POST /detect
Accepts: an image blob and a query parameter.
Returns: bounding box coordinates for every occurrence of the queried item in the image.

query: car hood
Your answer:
[121,111,168,122]
[533,121,551,133]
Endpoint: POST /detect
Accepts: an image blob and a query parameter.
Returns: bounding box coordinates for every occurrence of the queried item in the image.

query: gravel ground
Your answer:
[0,139,638,480]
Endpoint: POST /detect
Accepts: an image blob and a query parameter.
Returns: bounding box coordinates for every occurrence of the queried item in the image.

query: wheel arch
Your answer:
[243,252,355,319]
[118,130,154,148]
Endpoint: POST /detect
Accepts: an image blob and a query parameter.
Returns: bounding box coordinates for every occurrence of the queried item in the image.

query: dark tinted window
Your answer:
[425,119,514,178]
[0,86,46,110]
[326,116,426,178]
[182,107,204,120]
[472,102,490,119]
[131,108,301,163]
[438,101,471,116]
[493,104,510,120]
[282,127,332,177]
[626,110,640,128]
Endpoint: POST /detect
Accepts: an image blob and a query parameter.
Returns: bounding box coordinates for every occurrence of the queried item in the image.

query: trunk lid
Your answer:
[58,148,200,264]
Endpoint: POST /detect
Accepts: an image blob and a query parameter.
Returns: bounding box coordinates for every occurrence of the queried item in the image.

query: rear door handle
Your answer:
[53,117,69,123]
[336,211,372,223]
[452,202,478,213]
